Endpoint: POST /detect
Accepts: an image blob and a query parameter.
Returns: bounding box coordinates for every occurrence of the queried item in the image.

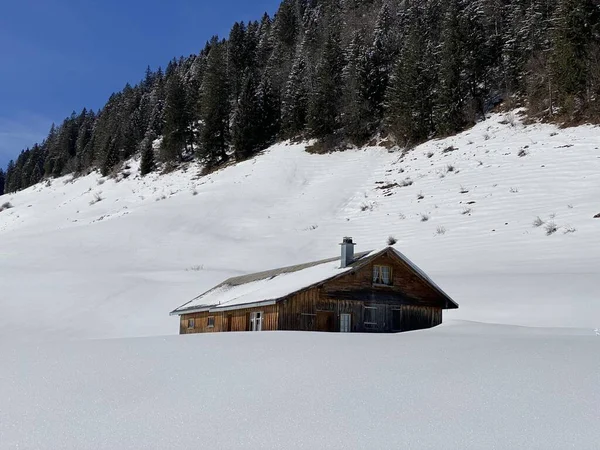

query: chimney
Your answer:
[340,237,356,268]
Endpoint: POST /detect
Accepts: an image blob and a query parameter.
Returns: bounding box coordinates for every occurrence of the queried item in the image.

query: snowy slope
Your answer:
[1,325,598,450]
[1,112,600,450]
[1,112,599,339]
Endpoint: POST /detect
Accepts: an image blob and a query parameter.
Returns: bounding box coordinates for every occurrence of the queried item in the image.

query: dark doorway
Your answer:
[227,314,233,332]
[392,309,402,331]
[316,311,335,332]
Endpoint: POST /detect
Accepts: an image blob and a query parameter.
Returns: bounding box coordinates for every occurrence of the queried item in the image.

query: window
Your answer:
[364,306,377,327]
[300,313,316,331]
[250,311,263,331]
[207,316,215,328]
[340,313,351,333]
[373,265,392,285]
[187,318,195,329]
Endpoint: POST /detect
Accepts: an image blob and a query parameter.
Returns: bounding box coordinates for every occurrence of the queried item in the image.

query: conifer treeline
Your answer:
[2,0,599,195]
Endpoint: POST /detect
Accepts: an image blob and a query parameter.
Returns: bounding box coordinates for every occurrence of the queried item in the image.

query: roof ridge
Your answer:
[220,250,373,287]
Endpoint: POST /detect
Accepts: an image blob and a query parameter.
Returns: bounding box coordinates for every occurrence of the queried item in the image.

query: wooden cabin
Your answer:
[170,238,458,334]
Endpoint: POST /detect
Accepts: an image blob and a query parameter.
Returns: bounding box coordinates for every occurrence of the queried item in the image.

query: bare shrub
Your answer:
[446,164,455,173]
[186,265,204,271]
[518,149,528,157]
[417,191,424,200]
[420,213,430,222]
[483,133,491,140]
[398,212,406,220]
[0,201,13,212]
[459,185,469,194]
[461,207,472,215]
[563,226,576,234]
[442,145,456,154]
[545,222,558,236]
[400,178,413,187]
[509,187,519,193]
[426,151,434,158]
[436,226,446,235]
[387,236,398,246]
[89,192,103,206]
[360,202,375,212]
[532,216,544,227]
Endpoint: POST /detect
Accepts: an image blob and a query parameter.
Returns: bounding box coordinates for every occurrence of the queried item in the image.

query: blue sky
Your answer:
[0,0,281,170]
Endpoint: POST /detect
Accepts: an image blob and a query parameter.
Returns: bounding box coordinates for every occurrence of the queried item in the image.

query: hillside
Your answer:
[1,112,600,449]
[1,112,599,339]
[3,0,599,196]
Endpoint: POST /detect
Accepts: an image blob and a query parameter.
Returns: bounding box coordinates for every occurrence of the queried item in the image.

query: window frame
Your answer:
[250,311,264,331]
[372,265,393,286]
[187,318,195,329]
[363,306,378,327]
[207,316,215,328]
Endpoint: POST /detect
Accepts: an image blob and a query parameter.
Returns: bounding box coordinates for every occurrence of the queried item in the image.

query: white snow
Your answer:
[173,255,358,312]
[0,325,598,449]
[1,112,599,449]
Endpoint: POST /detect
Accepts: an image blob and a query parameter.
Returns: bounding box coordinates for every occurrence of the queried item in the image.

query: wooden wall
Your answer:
[278,292,441,333]
[180,304,278,334]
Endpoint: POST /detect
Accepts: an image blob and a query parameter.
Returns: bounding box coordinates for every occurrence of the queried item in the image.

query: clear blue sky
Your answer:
[0,0,281,169]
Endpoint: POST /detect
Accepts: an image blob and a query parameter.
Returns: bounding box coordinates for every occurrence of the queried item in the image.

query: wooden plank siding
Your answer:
[179,251,446,334]
[278,292,441,333]
[180,304,278,334]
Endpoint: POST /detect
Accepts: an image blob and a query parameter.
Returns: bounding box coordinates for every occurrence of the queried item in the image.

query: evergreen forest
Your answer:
[2,0,599,195]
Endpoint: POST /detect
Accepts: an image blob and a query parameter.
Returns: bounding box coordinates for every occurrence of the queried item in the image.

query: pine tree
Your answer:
[232,70,261,161]
[161,72,193,164]
[551,0,599,113]
[101,139,119,176]
[386,20,433,146]
[198,38,230,169]
[363,2,397,129]
[307,27,345,139]
[282,46,308,136]
[228,22,248,101]
[0,168,5,196]
[434,0,466,135]
[5,160,17,193]
[140,132,157,176]
[342,31,372,145]
[257,70,281,146]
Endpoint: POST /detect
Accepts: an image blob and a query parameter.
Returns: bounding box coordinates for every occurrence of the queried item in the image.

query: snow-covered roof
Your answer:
[171,247,458,315]
[171,250,375,314]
